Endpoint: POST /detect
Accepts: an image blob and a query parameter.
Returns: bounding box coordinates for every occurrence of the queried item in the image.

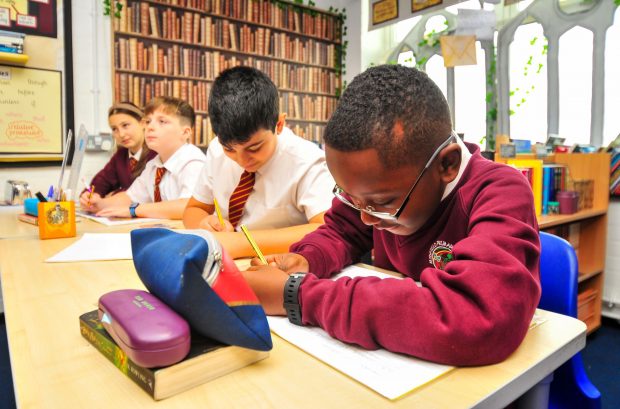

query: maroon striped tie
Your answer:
[228,171,255,228]
[129,157,138,172]
[153,167,167,202]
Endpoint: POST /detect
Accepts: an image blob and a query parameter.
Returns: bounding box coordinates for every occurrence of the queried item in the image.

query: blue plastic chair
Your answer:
[539,231,602,409]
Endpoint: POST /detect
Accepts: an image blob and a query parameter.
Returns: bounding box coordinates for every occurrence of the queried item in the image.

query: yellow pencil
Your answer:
[88,185,95,206]
[213,198,225,226]
[240,224,267,265]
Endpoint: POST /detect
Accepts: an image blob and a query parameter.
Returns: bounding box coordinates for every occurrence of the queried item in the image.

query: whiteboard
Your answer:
[0,65,62,157]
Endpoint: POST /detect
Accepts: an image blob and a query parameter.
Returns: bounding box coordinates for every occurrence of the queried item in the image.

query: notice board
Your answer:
[0,65,62,158]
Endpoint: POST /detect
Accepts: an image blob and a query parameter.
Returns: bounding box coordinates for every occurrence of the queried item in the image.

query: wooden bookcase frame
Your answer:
[537,153,611,333]
[110,0,343,147]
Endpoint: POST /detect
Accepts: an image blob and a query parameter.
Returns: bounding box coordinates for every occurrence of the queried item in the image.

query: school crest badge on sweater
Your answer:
[429,240,454,269]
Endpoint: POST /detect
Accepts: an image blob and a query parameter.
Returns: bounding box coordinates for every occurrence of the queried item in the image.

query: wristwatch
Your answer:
[129,202,140,218]
[283,273,306,326]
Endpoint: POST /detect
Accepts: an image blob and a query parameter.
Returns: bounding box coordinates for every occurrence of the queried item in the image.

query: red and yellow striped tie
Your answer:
[228,171,255,228]
[153,167,167,203]
[129,157,138,172]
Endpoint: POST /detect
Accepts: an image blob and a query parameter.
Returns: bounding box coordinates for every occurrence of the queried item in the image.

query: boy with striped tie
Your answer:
[183,66,334,259]
[84,96,206,219]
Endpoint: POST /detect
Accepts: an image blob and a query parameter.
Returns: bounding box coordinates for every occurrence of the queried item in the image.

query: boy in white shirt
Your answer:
[183,66,334,258]
[82,96,206,219]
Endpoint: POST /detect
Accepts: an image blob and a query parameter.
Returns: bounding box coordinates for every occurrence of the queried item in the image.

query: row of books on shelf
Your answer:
[116,0,341,42]
[509,159,579,216]
[611,149,620,196]
[280,92,336,122]
[115,39,338,93]
[115,72,335,122]
[0,30,25,54]
[116,8,337,68]
[189,114,325,146]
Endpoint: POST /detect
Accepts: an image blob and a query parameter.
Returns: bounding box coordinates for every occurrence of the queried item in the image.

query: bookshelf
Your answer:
[111,0,343,147]
[537,153,611,333]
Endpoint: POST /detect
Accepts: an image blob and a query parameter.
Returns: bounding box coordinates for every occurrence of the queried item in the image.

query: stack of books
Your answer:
[79,310,269,400]
[0,30,25,55]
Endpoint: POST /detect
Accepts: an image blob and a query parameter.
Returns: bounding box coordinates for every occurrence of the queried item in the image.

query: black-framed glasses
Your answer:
[333,132,456,221]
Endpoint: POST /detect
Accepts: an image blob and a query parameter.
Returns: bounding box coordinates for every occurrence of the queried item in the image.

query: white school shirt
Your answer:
[127,143,206,203]
[192,127,335,230]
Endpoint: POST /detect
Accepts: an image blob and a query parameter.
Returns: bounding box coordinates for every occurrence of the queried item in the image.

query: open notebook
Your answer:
[267,265,454,400]
[76,210,161,226]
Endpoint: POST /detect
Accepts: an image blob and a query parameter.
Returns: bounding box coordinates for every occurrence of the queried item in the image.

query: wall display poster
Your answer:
[0,65,62,159]
[0,0,56,37]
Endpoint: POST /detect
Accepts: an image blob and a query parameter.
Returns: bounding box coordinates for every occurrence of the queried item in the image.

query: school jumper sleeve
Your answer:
[89,148,130,196]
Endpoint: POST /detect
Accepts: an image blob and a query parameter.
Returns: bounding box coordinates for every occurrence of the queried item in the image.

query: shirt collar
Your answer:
[441,135,472,201]
[153,143,189,172]
[128,148,142,161]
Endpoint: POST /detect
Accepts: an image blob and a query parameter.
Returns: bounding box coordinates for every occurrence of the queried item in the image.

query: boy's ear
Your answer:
[438,143,461,184]
[276,113,287,134]
[183,125,193,142]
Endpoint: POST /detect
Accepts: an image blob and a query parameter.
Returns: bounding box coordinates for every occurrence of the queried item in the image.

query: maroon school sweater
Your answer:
[90,147,156,196]
[290,144,541,366]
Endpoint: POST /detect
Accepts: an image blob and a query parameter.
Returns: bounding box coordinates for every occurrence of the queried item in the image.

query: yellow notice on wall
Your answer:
[0,65,62,155]
[0,0,28,21]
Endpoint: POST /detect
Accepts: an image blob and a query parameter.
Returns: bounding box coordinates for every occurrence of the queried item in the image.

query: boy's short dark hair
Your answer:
[324,64,453,169]
[208,66,279,146]
[144,96,195,128]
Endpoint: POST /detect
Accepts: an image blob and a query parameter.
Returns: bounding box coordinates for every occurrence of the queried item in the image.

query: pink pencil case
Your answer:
[98,289,190,368]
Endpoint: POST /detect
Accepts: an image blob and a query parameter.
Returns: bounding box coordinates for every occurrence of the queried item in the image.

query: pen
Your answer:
[240,224,267,265]
[213,198,225,226]
[46,185,54,201]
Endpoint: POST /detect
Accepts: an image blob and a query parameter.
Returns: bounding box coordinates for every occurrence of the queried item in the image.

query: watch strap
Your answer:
[283,273,305,326]
[129,203,140,218]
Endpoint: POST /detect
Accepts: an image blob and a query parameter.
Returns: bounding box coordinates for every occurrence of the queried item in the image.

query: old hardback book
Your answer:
[79,310,269,400]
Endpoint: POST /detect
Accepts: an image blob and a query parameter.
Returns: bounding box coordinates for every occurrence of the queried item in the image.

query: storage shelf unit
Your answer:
[111,0,343,147]
[537,153,611,333]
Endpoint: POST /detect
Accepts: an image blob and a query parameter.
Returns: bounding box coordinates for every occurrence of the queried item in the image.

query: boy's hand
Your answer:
[199,214,235,232]
[241,266,288,315]
[251,253,309,274]
[79,191,102,213]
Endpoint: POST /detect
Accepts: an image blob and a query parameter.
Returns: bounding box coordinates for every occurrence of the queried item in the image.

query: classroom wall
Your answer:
[0,0,362,199]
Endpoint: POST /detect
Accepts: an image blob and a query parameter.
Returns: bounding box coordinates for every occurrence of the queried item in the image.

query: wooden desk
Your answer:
[0,206,182,239]
[0,237,586,408]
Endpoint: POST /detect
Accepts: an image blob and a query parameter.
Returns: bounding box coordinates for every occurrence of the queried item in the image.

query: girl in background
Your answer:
[80,102,156,204]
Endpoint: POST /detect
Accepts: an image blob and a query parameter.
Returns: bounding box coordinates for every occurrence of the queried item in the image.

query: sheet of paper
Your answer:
[45,233,132,262]
[455,9,496,41]
[267,265,452,400]
[76,210,160,226]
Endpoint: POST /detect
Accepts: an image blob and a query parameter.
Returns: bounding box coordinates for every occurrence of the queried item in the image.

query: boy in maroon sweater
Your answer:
[242,65,541,366]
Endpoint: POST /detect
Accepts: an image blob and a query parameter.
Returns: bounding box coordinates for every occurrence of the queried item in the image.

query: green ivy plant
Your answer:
[509,35,547,116]
[103,0,123,18]
[413,21,449,69]
[482,46,497,151]
[329,6,348,97]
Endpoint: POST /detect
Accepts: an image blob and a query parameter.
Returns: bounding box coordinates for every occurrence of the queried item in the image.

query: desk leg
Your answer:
[516,373,554,409]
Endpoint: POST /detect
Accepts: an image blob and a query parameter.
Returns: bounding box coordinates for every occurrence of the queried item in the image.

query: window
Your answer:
[604,7,620,147]
[508,22,548,142]
[558,26,593,146]
[454,42,486,142]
